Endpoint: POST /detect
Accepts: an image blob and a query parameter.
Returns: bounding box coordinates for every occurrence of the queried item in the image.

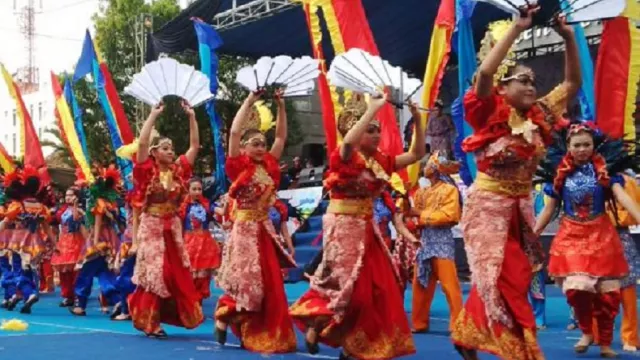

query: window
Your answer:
[3,135,7,143]
[30,104,34,120]
[12,110,16,126]
[3,111,7,120]
[38,127,42,139]
[38,102,42,122]
[12,134,16,154]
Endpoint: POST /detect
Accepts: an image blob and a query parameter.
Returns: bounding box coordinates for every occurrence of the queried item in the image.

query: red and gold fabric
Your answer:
[548,215,628,285]
[594,16,639,142]
[129,154,204,332]
[451,84,569,359]
[214,152,296,353]
[82,198,119,262]
[297,0,404,173]
[290,148,415,359]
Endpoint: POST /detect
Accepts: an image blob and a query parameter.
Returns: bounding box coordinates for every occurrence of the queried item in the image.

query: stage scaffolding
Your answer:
[212,0,298,31]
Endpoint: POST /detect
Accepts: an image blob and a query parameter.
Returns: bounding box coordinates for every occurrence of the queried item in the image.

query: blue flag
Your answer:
[193,19,227,197]
[452,0,477,185]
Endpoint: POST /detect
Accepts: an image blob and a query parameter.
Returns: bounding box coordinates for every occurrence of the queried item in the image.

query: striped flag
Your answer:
[1,63,50,182]
[51,72,94,183]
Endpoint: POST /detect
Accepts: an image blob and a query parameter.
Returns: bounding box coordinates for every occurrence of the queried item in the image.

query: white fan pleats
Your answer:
[125,57,215,107]
[235,56,320,97]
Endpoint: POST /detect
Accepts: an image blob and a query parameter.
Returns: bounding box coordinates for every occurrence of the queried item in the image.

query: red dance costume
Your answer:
[290,149,416,359]
[546,160,628,348]
[179,195,221,299]
[215,153,297,354]
[51,205,85,301]
[451,85,569,359]
[128,155,204,334]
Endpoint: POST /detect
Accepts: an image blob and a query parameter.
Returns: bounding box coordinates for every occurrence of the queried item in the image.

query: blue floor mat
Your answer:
[1,283,640,359]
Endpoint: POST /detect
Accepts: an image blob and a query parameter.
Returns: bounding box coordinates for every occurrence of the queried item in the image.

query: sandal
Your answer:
[69,307,87,316]
[215,324,227,345]
[145,329,168,339]
[454,345,479,360]
[305,328,319,355]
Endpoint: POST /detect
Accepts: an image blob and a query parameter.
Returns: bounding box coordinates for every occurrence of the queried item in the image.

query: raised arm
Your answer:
[554,17,581,101]
[475,8,537,98]
[182,101,200,165]
[270,90,287,160]
[137,103,164,163]
[229,92,262,158]
[395,103,426,170]
[533,196,559,236]
[340,94,387,161]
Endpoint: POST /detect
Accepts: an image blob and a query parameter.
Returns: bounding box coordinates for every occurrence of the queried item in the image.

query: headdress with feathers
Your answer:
[534,121,640,221]
[241,101,276,140]
[534,121,640,186]
[86,165,121,227]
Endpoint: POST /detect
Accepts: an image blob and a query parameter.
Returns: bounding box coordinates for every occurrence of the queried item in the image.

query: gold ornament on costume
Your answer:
[337,93,377,137]
[477,20,517,85]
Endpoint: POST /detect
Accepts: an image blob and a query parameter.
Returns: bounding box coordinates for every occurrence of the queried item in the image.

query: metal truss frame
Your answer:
[213,0,299,31]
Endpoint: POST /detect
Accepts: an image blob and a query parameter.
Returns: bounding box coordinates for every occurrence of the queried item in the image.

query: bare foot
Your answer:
[623,344,637,352]
[574,334,594,353]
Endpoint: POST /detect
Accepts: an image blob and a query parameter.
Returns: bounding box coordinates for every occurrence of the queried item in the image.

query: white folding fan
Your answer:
[475,0,628,23]
[124,57,215,107]
[235,56,320,97]
[327,48,423,109]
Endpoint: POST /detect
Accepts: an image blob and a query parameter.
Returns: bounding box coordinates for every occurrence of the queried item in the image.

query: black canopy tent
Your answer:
[145,0,540,78]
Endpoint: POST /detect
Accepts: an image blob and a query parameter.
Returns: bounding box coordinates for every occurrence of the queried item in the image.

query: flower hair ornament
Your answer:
[477,20,517,86]
[566,121,602,140]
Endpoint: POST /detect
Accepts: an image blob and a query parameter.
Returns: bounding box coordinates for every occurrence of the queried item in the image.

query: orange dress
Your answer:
[6,199,51,265]
[215,153,297,354]
[290,149,416,360]
[451,85,569,359]
[128,155,204,333]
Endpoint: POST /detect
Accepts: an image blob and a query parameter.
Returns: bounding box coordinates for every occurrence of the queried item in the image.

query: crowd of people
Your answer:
[1,9,640,360]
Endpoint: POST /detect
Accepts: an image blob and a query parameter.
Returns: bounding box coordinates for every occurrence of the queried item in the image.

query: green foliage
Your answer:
[69,0,304,176]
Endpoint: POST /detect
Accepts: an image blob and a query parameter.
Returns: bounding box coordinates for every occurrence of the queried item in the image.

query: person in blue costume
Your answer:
[112,200,136,321]
[69,165,122,317]
[534,121,640,358]
[530,185,547,330]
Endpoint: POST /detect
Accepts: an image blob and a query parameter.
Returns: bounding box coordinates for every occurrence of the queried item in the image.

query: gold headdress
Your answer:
[477,20,517,85]
[337,93,378,137]
[242,100,275,135]
[424,151,460,177]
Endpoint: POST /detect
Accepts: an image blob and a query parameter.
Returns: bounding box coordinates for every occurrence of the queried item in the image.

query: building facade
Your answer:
[0,73,58,158]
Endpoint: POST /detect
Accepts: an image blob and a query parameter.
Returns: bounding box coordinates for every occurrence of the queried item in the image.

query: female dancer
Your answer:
[214,90,297,353]
[450,9,581,360]
[411,152,463,334]
[51,186,86,307]
[290,93,423,359]
[70,166,122,316]
[534,123,640,357]
[1,166,55,314]
[128,100,204,338]
[179,177,221,300]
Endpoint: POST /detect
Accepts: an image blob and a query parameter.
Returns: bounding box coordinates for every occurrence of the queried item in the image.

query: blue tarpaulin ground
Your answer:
[1,282,639,359]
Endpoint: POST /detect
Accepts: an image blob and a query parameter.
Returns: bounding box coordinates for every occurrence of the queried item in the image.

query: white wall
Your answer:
[0,73,58,158]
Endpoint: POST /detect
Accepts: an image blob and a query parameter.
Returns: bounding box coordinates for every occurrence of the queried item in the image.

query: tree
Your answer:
[41,128,74,168]
[71,0,304,175]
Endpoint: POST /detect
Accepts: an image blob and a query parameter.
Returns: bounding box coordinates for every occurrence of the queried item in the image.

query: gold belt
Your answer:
[475,172,531,197]
[146,203,176,217]
[235,209,268,222]
[327,199,373,216]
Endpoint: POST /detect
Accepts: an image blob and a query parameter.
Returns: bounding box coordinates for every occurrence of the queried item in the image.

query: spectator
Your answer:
[288,156,303,180]
[426,100,455,158]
